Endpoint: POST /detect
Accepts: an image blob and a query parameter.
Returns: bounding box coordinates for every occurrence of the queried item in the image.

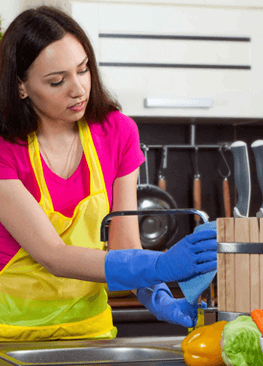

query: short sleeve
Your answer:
[115,114,145,178]
[0,139,19,179]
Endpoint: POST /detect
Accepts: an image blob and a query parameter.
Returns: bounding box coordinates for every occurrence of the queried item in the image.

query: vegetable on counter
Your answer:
[221,315,263,366]
[181,320,227,366]
[251,309,263,335]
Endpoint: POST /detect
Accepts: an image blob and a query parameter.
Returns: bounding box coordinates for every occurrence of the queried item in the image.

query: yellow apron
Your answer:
[0,118,117,342]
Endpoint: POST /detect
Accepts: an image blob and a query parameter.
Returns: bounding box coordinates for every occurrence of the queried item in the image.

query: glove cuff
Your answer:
[137,283,174,317]
[137,283,173,298]
[105,249,163,292]
[150,284,174,313]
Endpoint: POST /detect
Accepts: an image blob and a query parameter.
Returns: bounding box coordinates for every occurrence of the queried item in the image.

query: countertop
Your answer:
[0,336,185,352]
[0,336,187,366]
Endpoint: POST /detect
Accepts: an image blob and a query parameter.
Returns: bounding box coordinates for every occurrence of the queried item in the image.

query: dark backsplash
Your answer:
[133,118,263,244]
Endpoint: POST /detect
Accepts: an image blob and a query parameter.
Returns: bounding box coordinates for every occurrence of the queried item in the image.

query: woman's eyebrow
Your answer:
[44,56,88,77]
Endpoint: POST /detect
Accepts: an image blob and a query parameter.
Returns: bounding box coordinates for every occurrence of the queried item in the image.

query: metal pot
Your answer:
[137,144,178,251]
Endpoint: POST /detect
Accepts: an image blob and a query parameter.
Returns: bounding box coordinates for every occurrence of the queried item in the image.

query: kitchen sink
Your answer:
[0,346,185,365]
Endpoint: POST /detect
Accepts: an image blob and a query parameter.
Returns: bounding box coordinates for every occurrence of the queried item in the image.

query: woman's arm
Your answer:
[108,168,143,294]
[0,179,107,282]
[108,167,142,251]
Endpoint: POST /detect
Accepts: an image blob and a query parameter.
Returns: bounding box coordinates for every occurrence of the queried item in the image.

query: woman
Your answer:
[0,6,217,342]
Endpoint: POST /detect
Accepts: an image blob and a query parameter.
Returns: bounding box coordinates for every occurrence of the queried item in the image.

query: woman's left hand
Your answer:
[137,283,207,328]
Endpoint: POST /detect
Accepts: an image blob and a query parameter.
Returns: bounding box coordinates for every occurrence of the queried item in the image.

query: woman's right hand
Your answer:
[155,229,217,282]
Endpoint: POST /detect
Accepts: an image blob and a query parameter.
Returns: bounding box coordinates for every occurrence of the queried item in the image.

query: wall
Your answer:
[0,0,43,31]
[0,0,71,32]
[0,0,21,30]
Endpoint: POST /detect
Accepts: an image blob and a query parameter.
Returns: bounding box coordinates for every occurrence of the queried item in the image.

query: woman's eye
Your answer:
[49,66,89,86]
[79,67,89,75]
[50,79,65,87]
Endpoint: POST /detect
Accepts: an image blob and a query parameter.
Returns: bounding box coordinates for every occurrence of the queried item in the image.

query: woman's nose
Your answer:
[69,76,86,98]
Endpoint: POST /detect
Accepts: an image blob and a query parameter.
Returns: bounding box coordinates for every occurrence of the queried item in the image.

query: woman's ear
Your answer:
[17,77,28,99]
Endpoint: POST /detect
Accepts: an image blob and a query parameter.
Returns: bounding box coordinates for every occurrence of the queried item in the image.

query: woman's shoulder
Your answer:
[0,136,28,165]
[88,110,139,137]
[103,110,139,138]
[106,110,137,128]
[0,136,27,152]
[0,136,15,154]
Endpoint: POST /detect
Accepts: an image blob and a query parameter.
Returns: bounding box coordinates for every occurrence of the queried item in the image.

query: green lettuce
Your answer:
[221,315,263,366]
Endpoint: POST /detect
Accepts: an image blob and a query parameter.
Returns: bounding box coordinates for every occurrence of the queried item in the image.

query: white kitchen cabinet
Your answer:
[70,0,263,9]
[205,0,263,7]
[72,2,263,118]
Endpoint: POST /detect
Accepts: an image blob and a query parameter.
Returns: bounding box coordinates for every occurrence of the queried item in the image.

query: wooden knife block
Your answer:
[217,217,263,314]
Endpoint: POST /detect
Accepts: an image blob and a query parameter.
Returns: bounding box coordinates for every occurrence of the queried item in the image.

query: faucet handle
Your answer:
[100,209,209,242]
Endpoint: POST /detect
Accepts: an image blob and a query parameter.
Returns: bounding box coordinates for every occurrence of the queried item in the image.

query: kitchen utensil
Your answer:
[158,146,167,191]
[218,145,231,217]
[137,144,178,251]
[251,140,263,218]
[230,141,251,218]
[193,147,202,226]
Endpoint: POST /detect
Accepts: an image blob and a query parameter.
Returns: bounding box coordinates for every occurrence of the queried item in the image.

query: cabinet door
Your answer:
[72,2,263,118]
[71,0,263,7]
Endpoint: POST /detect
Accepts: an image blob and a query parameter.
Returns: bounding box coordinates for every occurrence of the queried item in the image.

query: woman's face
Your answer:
[19,33,91,126]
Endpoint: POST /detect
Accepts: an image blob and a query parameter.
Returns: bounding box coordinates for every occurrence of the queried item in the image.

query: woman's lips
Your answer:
[69,101,85,111]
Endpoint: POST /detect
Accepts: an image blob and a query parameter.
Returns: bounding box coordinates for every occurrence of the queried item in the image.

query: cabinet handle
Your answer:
[144,98,212,108]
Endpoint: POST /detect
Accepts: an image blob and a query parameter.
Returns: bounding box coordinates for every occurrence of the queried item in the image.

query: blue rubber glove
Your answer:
[137,283,207,328]
[194,220,216,233]
[105,229,217,292]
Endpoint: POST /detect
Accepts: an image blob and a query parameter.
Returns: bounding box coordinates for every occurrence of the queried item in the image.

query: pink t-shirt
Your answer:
[0,111,145,271]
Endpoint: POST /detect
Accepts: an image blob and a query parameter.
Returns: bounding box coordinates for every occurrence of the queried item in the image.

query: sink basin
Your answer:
[0,347,184,365]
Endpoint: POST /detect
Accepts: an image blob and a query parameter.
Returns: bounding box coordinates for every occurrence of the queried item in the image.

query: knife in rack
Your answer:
[230,141,251,218]
[251,140,263,218]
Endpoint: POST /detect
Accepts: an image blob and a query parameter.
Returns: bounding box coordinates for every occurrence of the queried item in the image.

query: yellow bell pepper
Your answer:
[181,321,227,366]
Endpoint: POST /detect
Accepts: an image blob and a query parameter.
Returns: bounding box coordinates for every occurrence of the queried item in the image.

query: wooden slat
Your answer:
[249,218,260,312]
[217,218,226,312]
[235,218,250,313]
[225,218,235,312]
[260,218,263,309]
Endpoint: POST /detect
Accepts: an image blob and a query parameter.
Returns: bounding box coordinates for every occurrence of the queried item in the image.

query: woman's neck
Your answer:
[37,121,79,146]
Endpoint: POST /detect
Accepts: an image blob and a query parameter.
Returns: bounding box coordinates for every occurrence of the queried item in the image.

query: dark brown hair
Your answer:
[0,6,121,145]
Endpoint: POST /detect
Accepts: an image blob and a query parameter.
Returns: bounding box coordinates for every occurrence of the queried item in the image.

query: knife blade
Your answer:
[251,140,263,218]
[230,141,251,218]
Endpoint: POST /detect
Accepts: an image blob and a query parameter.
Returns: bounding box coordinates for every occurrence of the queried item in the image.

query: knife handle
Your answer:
[223,178,231,217]
[194,176,201,225]
[158,147,168,191]
[251,140,263,212]
[158,174,166,191]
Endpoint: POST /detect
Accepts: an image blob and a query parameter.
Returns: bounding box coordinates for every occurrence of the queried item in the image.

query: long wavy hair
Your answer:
[0,6,121,146]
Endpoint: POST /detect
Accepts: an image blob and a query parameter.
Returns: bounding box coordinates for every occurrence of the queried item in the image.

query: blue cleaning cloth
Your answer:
[178,220,217,305]
[178,270,217,305]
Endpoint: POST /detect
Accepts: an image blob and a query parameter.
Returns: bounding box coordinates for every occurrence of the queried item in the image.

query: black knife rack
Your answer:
[145,124,231,152]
